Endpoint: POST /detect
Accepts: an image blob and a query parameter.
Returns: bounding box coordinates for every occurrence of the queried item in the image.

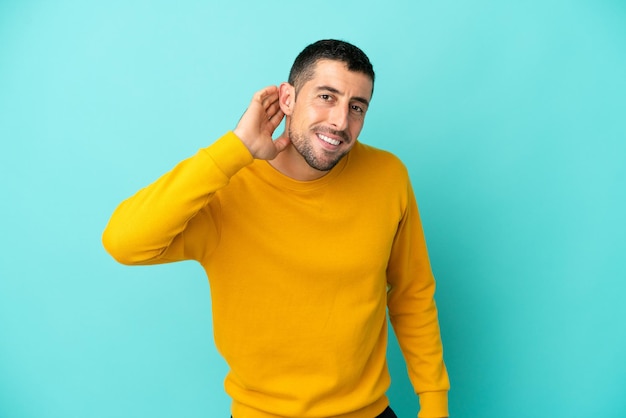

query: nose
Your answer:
[328,104,349,131]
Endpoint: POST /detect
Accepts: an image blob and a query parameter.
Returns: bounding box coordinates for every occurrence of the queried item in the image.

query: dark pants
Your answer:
[376,406,398,417]
[231,405,397,418]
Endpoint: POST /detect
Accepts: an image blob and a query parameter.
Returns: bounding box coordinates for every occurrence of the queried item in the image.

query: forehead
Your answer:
[303,59,373,100]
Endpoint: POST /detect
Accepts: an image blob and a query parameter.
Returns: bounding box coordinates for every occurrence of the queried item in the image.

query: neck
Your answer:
[269,135,329,181]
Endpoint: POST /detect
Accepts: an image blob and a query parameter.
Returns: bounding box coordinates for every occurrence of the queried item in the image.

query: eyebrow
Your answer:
[316,85,370,107]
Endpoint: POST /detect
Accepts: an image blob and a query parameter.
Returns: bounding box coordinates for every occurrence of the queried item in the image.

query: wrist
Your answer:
[232,128,257,158]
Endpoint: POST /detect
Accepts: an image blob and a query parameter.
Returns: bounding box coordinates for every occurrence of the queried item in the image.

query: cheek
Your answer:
[306,105,329,121]
[349,120,364,137]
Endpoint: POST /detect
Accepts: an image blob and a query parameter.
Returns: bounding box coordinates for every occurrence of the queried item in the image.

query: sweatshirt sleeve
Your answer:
[102,131,253,265]
[386,180,450,418]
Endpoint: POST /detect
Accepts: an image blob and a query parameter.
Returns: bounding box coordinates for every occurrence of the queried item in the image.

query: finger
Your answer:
[265,100,282,119]
[268,108,284,129]
[272,135,291,154]
[251,87,274,111]
[261,93,279,112]
[258,85,279,104]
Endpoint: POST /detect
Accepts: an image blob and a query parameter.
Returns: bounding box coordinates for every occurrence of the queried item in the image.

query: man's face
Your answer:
[285,59,373,173]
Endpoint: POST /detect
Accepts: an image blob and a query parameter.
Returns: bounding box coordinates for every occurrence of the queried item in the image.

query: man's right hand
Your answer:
[233,85,290,160]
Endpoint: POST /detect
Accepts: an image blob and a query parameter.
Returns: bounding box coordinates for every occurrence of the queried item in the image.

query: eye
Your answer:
[319,94,331,101]
[351,104,364,114]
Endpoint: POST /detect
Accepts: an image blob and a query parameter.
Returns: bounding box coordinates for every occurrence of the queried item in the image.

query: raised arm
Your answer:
[102,86,287,265]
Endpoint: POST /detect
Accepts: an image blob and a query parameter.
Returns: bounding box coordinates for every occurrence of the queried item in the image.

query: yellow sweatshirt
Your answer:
[103,132,449,418]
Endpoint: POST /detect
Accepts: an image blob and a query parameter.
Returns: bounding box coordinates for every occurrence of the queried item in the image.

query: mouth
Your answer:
[317,133,342,146]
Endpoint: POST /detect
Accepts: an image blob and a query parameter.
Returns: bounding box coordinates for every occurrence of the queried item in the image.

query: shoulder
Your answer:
[348,141,409,180]
[339,142,413,218]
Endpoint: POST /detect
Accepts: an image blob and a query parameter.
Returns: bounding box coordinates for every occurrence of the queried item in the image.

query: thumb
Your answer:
[273,135,291,154]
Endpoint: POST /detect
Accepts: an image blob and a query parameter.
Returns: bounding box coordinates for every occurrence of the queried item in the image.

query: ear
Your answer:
[278,82,295,116]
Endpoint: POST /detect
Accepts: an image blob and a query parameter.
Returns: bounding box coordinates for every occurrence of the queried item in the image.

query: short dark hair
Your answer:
[288,39,375,95]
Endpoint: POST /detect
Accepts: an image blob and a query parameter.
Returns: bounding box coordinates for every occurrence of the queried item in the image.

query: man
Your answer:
[103,39,449,418]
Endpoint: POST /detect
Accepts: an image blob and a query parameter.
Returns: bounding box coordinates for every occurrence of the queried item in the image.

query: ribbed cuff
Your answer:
[418,391,449,417]
[202,131,254,178]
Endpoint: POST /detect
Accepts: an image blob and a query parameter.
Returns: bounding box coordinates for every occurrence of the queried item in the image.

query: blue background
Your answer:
[1,1,625,417]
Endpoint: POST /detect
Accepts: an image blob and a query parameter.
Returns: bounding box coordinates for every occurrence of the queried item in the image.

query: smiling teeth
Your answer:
[319,134,340,146]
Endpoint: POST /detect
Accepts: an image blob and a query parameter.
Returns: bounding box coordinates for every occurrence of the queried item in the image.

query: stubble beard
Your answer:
[288,126,350,172]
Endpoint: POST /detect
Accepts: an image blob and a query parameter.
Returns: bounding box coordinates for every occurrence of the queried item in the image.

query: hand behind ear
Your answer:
[234,86,289,160]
